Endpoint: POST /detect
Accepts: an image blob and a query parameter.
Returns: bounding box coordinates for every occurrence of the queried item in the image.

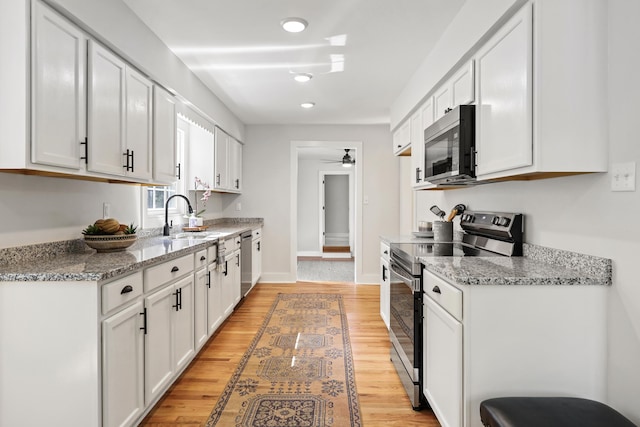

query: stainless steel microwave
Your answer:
[423,104,476,185]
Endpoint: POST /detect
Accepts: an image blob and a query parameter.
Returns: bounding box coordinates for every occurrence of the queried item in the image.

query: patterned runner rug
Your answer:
[205,293,362,427]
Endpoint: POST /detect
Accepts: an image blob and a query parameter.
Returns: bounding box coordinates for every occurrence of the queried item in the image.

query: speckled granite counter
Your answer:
[0,218,263,282]
[381,235,611,286]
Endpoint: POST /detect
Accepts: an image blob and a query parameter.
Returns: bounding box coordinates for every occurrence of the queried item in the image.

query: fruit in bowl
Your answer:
[82,218,138,252]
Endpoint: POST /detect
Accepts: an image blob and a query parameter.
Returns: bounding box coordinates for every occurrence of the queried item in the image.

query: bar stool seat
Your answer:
[480,397,636,427]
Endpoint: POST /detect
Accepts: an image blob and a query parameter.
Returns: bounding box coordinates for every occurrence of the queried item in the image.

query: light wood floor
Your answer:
[140,283,440,426]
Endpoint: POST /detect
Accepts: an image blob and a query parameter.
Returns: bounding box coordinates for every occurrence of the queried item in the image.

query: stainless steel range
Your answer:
[388,211,524,410]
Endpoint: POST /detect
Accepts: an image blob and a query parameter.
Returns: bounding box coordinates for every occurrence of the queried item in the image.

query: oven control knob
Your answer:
[464,214,474,222]
[492,216,500,225]
[498,217,511,227]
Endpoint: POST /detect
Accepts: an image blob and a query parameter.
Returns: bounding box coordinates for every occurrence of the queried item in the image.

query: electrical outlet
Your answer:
[103,202,111,218]
[611,162,636,192]
[236,202,242,211]
[363,195,369,205]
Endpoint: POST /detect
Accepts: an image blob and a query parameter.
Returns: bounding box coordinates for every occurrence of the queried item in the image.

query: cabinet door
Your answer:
[451,60,475,107]
[424,295,462,427]
[31,1,85,170]
[207,264,223,335]
[123,67,153,180]
[153,86,178,184]
[433,85,451,121]
[194,268,208,351]
[214,127,229,190]
[102,301,144,427]
[229,138,242,192]
[410,109,423,186]
[125,67,153,180]
[379,257,390,330]
[232,251,242,305]
[251,238,262,286]
[221,257,234,317]
[476,4,533,177]
[173,275,195,371]
[87,41,126,176]
[144,285,174,405]
[187,123,215,189]
[392,119,411,155]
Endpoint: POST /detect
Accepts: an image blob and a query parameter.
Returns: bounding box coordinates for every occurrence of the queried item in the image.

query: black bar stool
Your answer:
[480,397,637,427]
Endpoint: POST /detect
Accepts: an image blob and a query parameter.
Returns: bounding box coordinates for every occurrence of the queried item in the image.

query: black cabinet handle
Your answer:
[178,288,182,310]
[206,271,211,288]
[173,289,181,311]
[235,178,239,189]
[224,261,228,276]
[120,285,133,294]
[384,250,388,255]
[123,149,134,172]
[171,266,179,272]
[416,167,422,183]
[200,255,206,261]
[444,107,452,114]
[397,144,402,148]
[176,163,181,179]
[432,285,441,294]
[382,265,387,282]
[257,241,261,251]
[236,253,240,267]
[130,150,134,172]
[139,308,147,334]
[80,137,88,164]
[216,174,221,186]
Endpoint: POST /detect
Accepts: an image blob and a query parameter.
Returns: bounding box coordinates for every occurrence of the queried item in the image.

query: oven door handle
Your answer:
[389,259,421,292]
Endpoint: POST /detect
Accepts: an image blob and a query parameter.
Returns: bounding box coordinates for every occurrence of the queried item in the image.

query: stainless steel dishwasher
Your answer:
[240,230,253,297]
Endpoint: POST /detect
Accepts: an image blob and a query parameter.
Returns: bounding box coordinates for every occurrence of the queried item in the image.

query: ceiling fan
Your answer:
[322,149,355,168]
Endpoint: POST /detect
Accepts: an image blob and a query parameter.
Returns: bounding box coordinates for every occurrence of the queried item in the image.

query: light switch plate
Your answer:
[103,202,111,218]
[611,162,636,192]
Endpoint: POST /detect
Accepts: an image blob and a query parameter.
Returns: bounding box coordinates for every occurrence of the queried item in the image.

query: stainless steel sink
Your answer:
[172,231,224,240]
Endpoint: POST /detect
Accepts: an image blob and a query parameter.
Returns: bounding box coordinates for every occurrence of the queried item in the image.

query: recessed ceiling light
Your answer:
[294,73,313,83]
[281,17,308,33]
[301,102,315,109]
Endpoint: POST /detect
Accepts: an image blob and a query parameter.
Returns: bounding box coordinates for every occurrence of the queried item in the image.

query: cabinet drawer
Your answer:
[144,253,194,293]
[102,271,143,315]
[195,249,207,270]
[380,242,390,261]
[423,269,462,321]
[252,227,262,241]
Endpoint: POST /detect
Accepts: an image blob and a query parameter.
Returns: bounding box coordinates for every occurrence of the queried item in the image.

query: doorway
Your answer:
[320,171,353,258]
[291,141,362,283]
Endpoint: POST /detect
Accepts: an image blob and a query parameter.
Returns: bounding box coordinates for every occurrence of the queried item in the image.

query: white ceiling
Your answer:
[122,0,465,126]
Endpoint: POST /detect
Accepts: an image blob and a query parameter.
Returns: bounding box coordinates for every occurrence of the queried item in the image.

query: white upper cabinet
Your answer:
[410,110,423,185]
[434,60,475,121]
[476,4,533,177]
[392,119,411,156]
[229,137,243,192]
[31,1,86,170]
[88,41,127,176]
[214,126,229,190]
[475,0,607,181]
[186,122,215,189]
[88,41,153,181]
[213,126,243,193]
[152,86,178,184]
[125,67,153,180]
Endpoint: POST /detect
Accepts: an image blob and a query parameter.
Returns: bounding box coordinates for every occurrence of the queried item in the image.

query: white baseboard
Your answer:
[356,273,378,284]
[297,251,323,258]
[259,272,297,283]
[322,252,352,259]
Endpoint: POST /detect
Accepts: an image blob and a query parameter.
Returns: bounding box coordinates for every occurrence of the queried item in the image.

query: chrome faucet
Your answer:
[163,194,193,236]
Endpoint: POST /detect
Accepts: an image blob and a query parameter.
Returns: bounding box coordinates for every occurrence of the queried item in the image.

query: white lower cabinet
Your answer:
[251,236,262,286]
[102,301,145,427]
[144,274,194,405]
[207,262,224,334]
[194,266,209,350]
[379,241,391,329]
[422,268,607,427]
[423,295,462,427]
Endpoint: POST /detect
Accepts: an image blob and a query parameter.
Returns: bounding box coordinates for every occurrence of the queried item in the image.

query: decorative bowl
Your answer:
[83,234,137,253]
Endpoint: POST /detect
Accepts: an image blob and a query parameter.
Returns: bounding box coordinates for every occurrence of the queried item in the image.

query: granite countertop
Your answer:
[0,219,263,282]
[382,235,612,286]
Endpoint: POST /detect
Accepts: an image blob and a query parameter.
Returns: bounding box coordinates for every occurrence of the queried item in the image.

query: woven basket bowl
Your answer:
[83,234,137,253]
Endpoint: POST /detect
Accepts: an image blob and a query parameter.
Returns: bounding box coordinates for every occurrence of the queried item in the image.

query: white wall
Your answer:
[411,1,640,421]
[325,175,349,234]
[234,125,399,283]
